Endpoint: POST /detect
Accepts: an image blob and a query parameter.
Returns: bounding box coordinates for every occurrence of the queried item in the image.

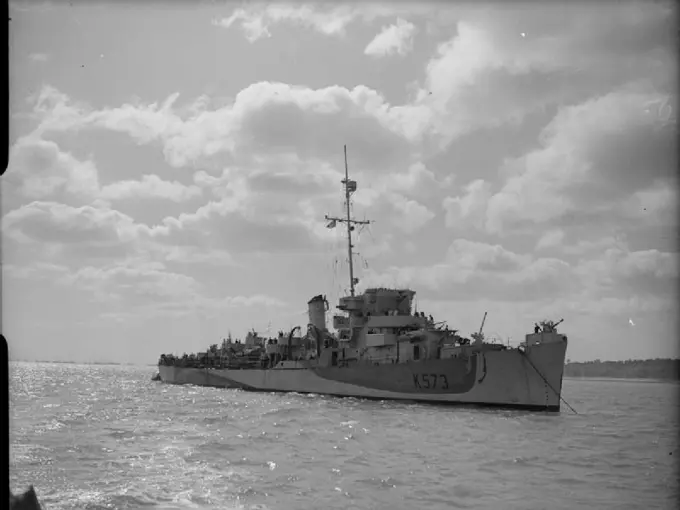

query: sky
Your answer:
[3,0,678,364]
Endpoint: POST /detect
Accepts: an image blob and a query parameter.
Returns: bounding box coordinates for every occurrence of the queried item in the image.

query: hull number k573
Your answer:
[413,373,449,390]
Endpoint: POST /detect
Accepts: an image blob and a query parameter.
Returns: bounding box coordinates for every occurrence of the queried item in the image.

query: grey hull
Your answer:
[158,340,567,411]
[158,365,241,388]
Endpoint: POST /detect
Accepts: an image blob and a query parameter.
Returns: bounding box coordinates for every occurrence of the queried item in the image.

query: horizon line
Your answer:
[8,358,680,366]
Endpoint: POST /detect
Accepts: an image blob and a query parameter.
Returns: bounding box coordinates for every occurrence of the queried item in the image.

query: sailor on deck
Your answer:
[266,339,275,368]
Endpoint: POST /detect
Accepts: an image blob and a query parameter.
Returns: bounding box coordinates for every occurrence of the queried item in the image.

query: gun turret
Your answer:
[539,318,564,333]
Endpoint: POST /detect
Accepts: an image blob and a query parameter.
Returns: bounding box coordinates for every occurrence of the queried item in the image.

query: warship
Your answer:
[157,146,569,411]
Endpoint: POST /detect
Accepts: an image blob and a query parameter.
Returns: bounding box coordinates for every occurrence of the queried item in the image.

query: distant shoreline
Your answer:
[564,359,679,381]
[8,360,152,367]
[564,376,678,383]
[8,359,680,381]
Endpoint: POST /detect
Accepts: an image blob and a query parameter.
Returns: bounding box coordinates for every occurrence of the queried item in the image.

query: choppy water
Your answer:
[9,362,679,510]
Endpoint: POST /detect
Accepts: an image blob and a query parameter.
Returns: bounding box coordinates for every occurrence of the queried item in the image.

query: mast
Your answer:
[325,145,370,297]
[342,146,358,297]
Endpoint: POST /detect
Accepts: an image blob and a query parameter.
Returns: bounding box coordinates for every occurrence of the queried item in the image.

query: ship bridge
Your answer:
[337,287,416,316]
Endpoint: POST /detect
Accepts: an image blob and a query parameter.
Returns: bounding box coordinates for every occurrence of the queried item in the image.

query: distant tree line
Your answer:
[564,358,680,380]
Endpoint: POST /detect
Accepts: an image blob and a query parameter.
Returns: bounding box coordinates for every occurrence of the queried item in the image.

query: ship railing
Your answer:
[159,348,266,368]
[362,354,398,365]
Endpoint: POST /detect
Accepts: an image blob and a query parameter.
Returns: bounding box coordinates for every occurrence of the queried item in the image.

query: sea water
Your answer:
[9,362,679,509]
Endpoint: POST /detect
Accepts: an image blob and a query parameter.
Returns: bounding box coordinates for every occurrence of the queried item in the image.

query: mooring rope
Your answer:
[519,347,578,414]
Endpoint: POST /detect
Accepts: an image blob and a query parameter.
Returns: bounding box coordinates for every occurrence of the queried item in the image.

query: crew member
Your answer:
[266,339,274,368]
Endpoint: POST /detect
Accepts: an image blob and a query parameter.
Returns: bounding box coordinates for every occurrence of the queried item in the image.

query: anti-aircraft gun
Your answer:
[540,318,564,333]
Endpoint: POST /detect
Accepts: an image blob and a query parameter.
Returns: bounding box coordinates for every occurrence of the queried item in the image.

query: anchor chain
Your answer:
[519,346,578,414]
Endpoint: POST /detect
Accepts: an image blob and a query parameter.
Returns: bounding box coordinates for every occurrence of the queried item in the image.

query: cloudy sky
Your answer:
[4,1,678,364]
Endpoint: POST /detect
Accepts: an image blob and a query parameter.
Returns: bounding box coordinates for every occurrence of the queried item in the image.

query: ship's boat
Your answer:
[157,146,569,411]
[10,485,43,510]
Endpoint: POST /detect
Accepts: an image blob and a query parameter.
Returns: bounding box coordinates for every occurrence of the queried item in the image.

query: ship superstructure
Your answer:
[157,146,569,411]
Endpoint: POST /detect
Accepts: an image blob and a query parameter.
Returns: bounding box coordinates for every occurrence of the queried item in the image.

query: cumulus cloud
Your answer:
[29,82,414,170]
[484,86,677,234]
[6,1,677,362]
[560,294,675,318]
[16,84,443,260]
[161,245,235,266]
[535,229,565,250]
[100,174,202,202]
[361,238,573,301]
[29,257,286,319]
[211,294,287,308]
[575,245,679,297]
[96,292,289,325]
[5,136,100,203]
[204,2,677,154]
[442,179,491,231]
[389,194,435,233]
[213,3,376,42]
[381,162,444,195]
[3,132,207,285]
[2,201,155,257]
[619,179,678,227]
[1,201,278,317]
[353,186,435,235]
[60,262,200,302]
[361,236,678,318]
[28,0,675,169]
[364,18,416,57]
[400,1,675,148]
[3,262,69,280]
[214,9,272,42]
[155,195,330,255]
[6,135,201,206]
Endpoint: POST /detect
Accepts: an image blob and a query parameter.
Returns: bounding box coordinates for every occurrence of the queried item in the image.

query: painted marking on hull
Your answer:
[477,353,487,383]
[312,355,479,394]
[413,374,449,390]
